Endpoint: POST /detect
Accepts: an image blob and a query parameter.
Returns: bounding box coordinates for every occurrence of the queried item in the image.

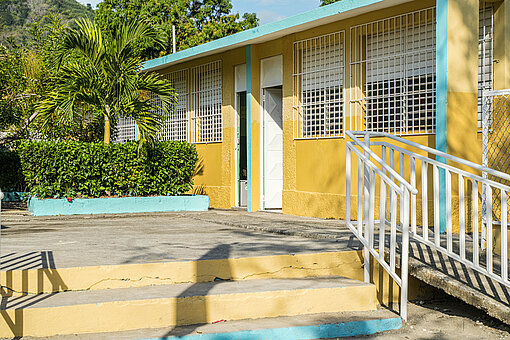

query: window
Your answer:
[115,116,136,143]
[293,31,344,139]
[478,2,494,128]
[190,61,223,143]
[159,69,188,141]
[350,7,436,135]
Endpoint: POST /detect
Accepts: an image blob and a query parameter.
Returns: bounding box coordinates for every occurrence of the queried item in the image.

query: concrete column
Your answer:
[445,0,480,164]
[436,0,480,232]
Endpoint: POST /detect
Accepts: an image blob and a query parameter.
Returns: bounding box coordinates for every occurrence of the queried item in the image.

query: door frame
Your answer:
[234,64,247,207]
[259,55,283,210]
[260,86,283,210]
[234,91,239,207]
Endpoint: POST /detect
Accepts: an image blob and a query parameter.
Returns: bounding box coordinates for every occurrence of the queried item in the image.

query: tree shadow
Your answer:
[161,244,231,338]
[0,251,68,338]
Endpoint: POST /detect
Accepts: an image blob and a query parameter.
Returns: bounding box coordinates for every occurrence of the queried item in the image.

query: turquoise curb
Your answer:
[1,192,26,202]
[142,317,402,340]
[28,195,209,216]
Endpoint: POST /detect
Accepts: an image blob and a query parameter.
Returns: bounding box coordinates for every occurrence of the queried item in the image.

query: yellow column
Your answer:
[446,0,480,165]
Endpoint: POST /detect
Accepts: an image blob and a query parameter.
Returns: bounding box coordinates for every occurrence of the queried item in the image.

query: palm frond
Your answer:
[52,19,105,71]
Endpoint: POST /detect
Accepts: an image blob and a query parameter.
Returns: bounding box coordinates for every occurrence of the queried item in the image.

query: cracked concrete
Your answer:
[2,209,509,329]
[0,210,360,269]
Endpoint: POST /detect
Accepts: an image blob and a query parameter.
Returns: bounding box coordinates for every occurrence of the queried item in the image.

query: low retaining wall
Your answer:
[28,195,209,216]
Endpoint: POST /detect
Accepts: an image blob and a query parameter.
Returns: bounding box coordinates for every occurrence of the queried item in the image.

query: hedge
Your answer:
[0,140,198,199]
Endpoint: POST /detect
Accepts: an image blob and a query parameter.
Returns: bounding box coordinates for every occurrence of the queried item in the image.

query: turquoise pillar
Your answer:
[436,0,448,233]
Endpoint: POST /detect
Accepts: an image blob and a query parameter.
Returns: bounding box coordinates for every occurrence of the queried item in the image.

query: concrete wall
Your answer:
[153,0,504,225]
[249,0,437,217]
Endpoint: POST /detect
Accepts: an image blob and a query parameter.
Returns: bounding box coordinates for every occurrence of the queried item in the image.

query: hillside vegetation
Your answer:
[0,0,94,44]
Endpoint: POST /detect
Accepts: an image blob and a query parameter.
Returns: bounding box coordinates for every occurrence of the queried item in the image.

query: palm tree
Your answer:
[37,19,177,143]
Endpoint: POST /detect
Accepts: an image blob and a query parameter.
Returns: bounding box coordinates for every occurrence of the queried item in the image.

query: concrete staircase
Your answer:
[0,251,402,338]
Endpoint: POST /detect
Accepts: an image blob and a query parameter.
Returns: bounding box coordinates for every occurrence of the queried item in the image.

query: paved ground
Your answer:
[355,296,510,339]
[1,208,509,339]
[0,209,360,269]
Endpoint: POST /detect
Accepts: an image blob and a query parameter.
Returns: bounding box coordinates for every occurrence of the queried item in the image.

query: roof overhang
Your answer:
[142,0,413,72]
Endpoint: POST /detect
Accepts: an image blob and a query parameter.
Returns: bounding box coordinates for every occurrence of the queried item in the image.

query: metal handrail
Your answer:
[346,130,510,323]
[485,89,510,97]
[351,131,510,183]
[346,131,418,195]
[367,134,510,290]
[346,133,414,321]
[347,142,404,195]
[373,142,510,193]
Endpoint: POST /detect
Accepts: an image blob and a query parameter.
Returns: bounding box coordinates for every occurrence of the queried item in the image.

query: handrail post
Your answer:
[363,133,371,283]
[346,145,351,224]
[400,189,410,321]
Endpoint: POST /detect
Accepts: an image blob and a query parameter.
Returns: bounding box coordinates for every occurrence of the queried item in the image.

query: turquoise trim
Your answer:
[436,0,448,233]
[28,195,209,216]
[246,45,252,212]
[135,123,140,141]
[141,317,402,340]
[142,0,384,71]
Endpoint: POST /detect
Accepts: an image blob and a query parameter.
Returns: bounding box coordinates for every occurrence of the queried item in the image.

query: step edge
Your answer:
[3,279,377,311]
[1,250,364,295]
[140,317,403,340]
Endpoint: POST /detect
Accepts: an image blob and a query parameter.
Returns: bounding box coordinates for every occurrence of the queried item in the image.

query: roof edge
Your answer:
[142,0,386,71]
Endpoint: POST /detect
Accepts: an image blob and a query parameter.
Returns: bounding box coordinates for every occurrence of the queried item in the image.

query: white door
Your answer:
[263,87,283,209]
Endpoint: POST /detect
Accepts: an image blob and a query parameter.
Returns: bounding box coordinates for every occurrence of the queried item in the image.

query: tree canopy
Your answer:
[37,19,178,144]
[95,0,259,60]
[0,14,66,138]
[320,0,341,6]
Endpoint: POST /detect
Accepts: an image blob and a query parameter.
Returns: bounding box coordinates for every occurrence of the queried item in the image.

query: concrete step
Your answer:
[0,276,378,337]
[0,209,30,220]
[1,251,363,294]
[14,310,402,339]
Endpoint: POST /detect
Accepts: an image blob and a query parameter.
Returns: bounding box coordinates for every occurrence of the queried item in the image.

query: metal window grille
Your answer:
[293,31,345,139]
[115,116,136,143]
[158,69,188,141]
[189,60,223,143]
[478,2,494,129]
[350,7,436,135]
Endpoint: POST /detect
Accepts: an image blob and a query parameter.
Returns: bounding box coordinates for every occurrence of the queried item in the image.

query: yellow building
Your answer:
[131,0,510,220]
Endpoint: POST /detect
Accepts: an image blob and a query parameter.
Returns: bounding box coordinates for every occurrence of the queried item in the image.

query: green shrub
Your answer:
[1,140,198,198]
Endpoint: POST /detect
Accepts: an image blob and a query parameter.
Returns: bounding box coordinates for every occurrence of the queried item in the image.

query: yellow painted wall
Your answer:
[157,48,246,208]
[446,0,480,166]
[248,1,436,216]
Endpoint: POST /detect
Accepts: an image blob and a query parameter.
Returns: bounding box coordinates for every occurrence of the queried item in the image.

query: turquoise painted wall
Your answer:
[28,195,209,216]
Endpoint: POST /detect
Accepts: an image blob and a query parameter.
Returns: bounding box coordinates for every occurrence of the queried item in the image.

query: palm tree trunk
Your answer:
[104,106,111,144]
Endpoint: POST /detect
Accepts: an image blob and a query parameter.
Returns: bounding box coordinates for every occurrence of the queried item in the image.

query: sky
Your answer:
[76,0,321,25]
